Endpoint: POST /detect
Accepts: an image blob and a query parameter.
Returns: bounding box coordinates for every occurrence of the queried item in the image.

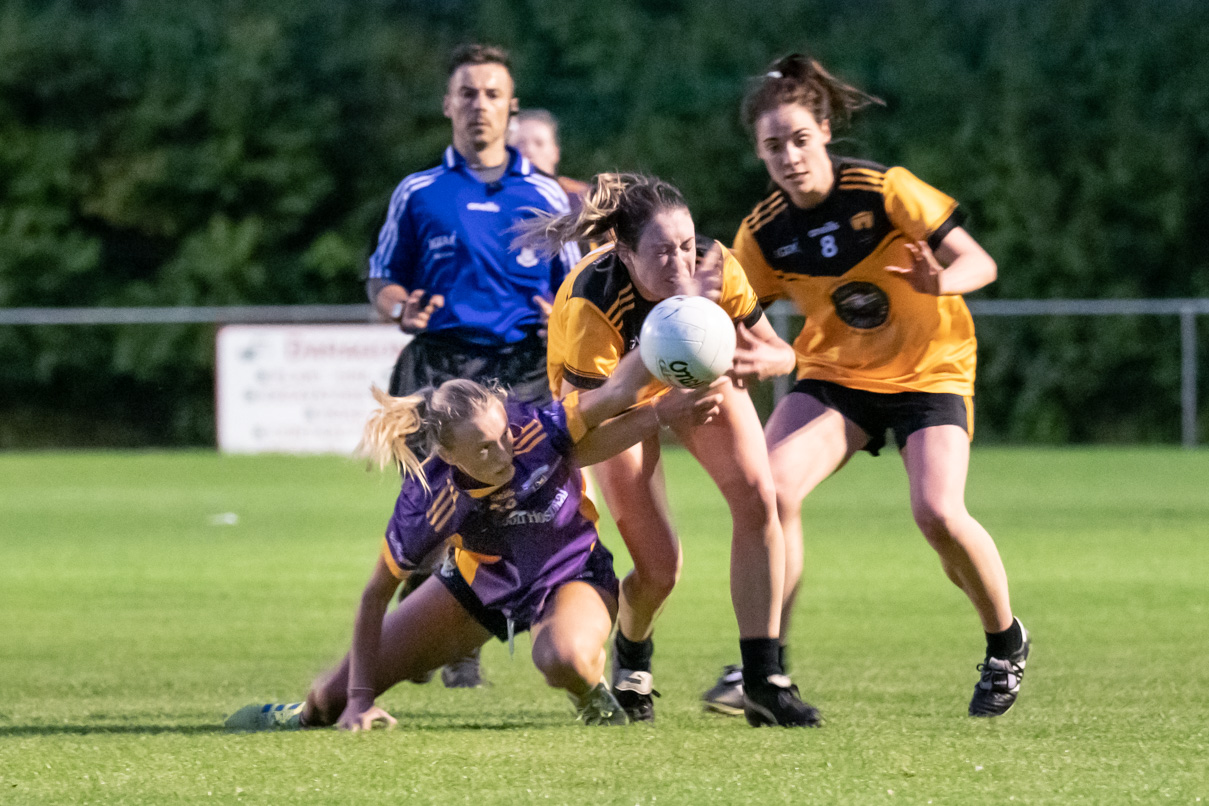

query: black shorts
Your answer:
[389,329,551,405]
[436,541,619,642]
[793,378,971,457]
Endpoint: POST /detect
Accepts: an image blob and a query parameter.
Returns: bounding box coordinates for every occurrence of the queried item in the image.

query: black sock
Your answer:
[985,618,1023,658]
[614,631,653,673]
[779,643,789,674]
[740,638,781,690]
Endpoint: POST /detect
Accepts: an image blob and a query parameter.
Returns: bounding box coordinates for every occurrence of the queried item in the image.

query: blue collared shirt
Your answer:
[368,146,581,346]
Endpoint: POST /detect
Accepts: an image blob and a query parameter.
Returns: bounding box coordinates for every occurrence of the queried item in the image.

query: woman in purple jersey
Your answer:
[226,352,723,731]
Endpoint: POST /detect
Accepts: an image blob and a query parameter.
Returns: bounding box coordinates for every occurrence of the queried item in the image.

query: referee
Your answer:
[367,44,580,406]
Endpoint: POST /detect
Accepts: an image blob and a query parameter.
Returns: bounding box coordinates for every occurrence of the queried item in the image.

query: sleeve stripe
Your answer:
[514,432,548,455]
[513,426,547,453]
[745,197,788,232]
[559,241,582,272]
[368,172,441,279]
[563,366,608,390]
[927,207,965,251]
[738,301,764,329]
[524,175,572,214]
[743,191,785,230]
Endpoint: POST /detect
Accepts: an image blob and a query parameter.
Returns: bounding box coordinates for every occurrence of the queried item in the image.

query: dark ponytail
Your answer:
[741,52,883,135]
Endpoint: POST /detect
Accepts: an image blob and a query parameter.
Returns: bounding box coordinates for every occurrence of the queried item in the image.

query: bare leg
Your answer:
[304,576,492,726]
[764,392,866,633]
[675,381,784,639]
[901,425,1013,633]
[593,437,679,642]
[530,582,618,699]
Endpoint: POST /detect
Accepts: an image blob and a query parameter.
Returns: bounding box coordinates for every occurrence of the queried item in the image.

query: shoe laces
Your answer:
[975,656,1024,692]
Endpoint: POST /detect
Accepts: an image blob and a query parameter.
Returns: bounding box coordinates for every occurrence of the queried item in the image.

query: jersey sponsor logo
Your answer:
[774,240,802,258]
[466,201,501,212]
[427,233,457,254]
[516,247,539,268]
[850,211,875,231]
[502,488,569,526]
[831,281,890,329]
[807,221,840,238]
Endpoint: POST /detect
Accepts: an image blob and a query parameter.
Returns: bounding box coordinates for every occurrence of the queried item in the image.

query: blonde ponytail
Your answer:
[358,385,431,488]
[357,379,510,491]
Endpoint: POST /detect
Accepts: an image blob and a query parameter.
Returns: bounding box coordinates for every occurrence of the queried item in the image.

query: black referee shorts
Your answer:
[793,378,972,457]
[388,329,552,405]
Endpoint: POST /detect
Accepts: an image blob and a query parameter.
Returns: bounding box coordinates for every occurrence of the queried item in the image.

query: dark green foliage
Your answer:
[1,0,1206,445]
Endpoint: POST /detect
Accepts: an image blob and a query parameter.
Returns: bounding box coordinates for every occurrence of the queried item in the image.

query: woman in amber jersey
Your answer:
[525,172,822,728]
[707,53,1029,720]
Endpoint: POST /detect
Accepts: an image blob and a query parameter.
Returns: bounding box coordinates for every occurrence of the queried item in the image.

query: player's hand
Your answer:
[396,289,445,334]
[654,376,728,428]
[886,240,943,295]
[532,295,554,339]
[673,241,724,302]
[729,324,797,385]
[336,701,398,732]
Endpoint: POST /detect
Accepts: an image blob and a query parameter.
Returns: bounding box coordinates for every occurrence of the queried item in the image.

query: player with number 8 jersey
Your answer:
[702,53,1030,721]
[733,157,976,397]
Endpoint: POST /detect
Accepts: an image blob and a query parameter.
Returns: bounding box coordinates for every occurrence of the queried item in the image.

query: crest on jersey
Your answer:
[517,247,539,268]
[850,211,875,231]
[831,281,890,329]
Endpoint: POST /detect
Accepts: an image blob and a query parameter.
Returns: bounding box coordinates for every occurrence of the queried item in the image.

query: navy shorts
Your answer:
[793,378,971,457]
[436,541,619,641]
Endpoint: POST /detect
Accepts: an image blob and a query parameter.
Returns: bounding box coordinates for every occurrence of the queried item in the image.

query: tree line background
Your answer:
[1,0,1206,447]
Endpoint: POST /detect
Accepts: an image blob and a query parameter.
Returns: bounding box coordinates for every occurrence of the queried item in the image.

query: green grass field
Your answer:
[1,447,1206,804]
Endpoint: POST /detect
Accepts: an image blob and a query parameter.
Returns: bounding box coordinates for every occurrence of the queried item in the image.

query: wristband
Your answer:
[652,400,668,429]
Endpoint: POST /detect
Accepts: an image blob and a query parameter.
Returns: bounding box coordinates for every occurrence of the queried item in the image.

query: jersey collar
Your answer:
[443,145,531,177]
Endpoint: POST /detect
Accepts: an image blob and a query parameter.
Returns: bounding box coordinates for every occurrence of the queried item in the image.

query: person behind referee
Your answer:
[364,43,581,688]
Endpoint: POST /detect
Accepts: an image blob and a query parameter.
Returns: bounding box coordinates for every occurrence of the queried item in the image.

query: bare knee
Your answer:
[912,498,969,549]
[723,476,778,535]
[625,552,681,606]
[532,635,600,692]
[776,486,803,530]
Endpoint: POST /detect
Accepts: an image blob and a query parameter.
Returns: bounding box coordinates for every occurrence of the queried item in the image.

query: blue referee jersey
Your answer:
[368,145,582,347]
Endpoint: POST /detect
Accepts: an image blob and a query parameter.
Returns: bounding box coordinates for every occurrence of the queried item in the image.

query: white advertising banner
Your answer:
[216,324,412,454]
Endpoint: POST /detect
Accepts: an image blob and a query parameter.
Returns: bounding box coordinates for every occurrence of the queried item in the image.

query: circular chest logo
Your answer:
[831,282,890,329]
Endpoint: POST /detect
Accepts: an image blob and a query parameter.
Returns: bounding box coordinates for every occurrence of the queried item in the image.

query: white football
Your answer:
[638,295,736,389]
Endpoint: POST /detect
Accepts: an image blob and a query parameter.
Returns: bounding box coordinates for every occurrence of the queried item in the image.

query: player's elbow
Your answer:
[982,254,998,285]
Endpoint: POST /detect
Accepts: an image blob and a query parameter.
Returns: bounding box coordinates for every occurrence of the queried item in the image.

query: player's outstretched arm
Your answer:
[337,555,403,732]
[569,351,653,430]
[571,378,726,467]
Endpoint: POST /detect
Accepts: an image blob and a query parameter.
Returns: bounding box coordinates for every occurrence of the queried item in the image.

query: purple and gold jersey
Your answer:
[379,395,602,626]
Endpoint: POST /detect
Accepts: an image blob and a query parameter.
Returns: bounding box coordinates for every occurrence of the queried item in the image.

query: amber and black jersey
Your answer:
[732,156,977,396]
[547,240,762,397]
